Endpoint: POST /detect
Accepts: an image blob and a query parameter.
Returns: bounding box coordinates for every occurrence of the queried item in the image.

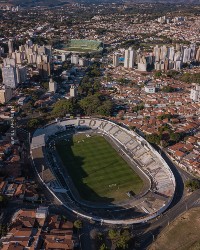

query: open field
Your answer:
[56,134,143,202]
[150,208,200,250]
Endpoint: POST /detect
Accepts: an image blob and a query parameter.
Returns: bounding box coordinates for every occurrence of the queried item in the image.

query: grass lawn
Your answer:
[56,134,143,202]
[150,208,200,250]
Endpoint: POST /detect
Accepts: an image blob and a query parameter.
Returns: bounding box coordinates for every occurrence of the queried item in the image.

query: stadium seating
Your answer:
[31,118,176,223]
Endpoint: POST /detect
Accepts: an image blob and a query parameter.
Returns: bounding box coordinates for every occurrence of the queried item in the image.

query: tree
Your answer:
[52,98,78,117]
[146,133,161,145]
[99,243,108,250]
[108,229,118,240]
[132,103,144,113]
[157,114,172,120]
[0,195,8,209]
[108,229,132,250]
[90,68,101,77]
[162,86,175,93]
[154,71,162,78]
[158,124,171,134]
[0,224,7,237]
[27,118,40,129]
[97,233,104,241]
[130,126,136,131]
[97,100,113,116]
[180,72,200,84]
[116,230,132,250]
[41,81,49,90]
[79,95,101,115]
[170,132,181,143]
[73,220,82,230]
[166,70,179,78]
[94,81,101,92]
[116,237,129,249]
[185,179,200,191]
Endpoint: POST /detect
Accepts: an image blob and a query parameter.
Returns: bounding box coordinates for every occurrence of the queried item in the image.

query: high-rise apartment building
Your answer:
[124,49,129,68]
[0,86,13,104]
[152,44,200,71]
[190,44,196,60]
[113,53,119,67]
[49,78,57,93]
[79,57,88,67]
[70,85,77,97]
[137,55,147,71]
[38,61,51,79]
[129,49,135,68]
[124,48,135,69]
[154,45,161,62]
[183,47,191,63]
[190,84,200,102]
[2,65,18,89]
[16,66,27,84]
[8,39,14,54]
[195,47,200,62]
[3,58,16,67]
[12,51,22,64]
[71,54,79,65]
[169,47,175,61]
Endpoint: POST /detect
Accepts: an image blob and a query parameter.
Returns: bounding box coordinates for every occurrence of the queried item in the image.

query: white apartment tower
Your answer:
[196,47,200,62]
[71,54,79,65]
[124,47,135,69]
[154,45,161,62]
[169,46,175,61]
[70,85,77,97]
[113,53,119,67]
[49,78,57,93]
[124,49,129,68]
[8,39,14,54]
[2,65,18,89]
[190,84,200,102]
[137,55,147,71]
[183,47,191,63]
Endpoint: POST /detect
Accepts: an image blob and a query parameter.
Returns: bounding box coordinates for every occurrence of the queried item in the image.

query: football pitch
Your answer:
[56,134,143,202]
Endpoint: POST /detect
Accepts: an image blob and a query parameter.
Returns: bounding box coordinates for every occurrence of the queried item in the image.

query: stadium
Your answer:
[31,118,176,225]
[62,39,104,53]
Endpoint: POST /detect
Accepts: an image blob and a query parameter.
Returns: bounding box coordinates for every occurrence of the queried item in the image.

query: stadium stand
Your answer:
[31,118,176,225]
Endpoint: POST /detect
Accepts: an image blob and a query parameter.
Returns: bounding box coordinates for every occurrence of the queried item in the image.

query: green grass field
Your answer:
[56,134,143,202]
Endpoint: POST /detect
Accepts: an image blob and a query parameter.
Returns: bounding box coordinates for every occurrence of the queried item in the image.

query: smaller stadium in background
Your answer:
[62,39,104,52]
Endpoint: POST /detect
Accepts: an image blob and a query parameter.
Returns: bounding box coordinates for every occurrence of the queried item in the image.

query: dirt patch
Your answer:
[149,208,200,250]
